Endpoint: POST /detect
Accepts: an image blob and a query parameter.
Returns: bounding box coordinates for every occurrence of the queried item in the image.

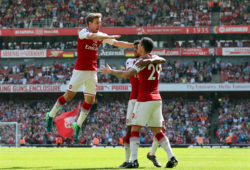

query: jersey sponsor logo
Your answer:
[85,43,98,51]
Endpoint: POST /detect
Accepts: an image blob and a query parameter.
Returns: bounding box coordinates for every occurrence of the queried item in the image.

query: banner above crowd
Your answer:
[0,84,249,93]
[0,48,249,58]
[0,26,249,36]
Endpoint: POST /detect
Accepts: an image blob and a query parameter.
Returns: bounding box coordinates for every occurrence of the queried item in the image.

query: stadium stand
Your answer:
[0,97,212,145]
[216,98,249,144]
[2,40,250,50]
[0,60,249,84]
[0,0,249,28]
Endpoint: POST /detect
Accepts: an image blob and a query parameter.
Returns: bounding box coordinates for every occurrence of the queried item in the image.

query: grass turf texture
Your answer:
[0,148,249,170]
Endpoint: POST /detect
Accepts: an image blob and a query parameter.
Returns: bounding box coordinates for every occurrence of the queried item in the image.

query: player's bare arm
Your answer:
[86,32,121,41]
[136,56,166,68]
[101,33,134,48]
[89,32,133,48]
[100,64,137,78]
[112,40,134,48]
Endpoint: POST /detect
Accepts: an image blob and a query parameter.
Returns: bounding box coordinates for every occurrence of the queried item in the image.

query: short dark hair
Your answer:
[140,37,154,53]
[133,40,140,46]
[86,13,102,26]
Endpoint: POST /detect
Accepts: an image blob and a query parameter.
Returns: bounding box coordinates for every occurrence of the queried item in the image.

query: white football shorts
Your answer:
[126,99,137,126]
[131,100,164,127]
[67,69,97,95]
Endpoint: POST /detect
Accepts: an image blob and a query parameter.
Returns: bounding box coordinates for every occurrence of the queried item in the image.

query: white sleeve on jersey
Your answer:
[79,28,89,40]
[131,59,145,73]
[103,38,116,45]
[126,58,135,70]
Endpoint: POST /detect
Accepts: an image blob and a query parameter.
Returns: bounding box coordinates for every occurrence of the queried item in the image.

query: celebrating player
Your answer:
[101,37,178,168]
[45,13,134,142]
[119,40,163,168]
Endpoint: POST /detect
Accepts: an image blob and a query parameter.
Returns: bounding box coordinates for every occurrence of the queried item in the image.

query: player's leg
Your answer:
[125,125,140,168]
[152,127,178,168]
[149,137,159,156]
[73,94,95,142]
[73,71,97,142]
[147,136,161,167]
[147,112,166,167]
[119,99,136,167]
[76,94,95,127]
[119,126,131,168]
[125,126,132,162]
[149,101,177,168]
[46,90,76,132]
[125,102,150,168]
[45,69,82,132]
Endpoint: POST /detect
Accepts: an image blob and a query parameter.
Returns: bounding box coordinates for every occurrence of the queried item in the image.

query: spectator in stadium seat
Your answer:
[6,0,250,28]
[0,98,214,146]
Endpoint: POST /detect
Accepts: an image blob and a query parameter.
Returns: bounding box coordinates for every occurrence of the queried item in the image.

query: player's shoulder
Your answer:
[79,28,89,33]
[126,58,138,70]
[126,58,137,63]
[151,54,159,59]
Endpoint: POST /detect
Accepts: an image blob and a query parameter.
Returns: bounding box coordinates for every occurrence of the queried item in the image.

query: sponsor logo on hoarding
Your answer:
[99,49,124,56]
[1,50,46,58]
[15,30,35,35]
[44,29,59,34]
[35,29,43,35]
[219,27,225,33]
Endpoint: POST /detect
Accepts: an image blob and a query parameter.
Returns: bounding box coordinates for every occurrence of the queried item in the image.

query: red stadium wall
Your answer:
[0,26,249,36]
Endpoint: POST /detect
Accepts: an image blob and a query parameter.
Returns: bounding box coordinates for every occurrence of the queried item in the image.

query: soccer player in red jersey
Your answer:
[119,40,162,168]
[101,37,178,168]
[119,40,140,168]
[45,13,134,142]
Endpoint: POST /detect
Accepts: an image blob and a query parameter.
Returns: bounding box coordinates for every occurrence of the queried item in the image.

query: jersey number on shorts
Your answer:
[148,64,160,80]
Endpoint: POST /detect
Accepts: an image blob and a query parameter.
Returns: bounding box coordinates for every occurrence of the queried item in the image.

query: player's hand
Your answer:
[109,35,121,39]
[136,59,151,68]
[100,64,112,74]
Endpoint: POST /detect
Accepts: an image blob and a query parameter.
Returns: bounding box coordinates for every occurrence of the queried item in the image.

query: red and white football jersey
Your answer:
[126,58,139,100]
[75,28,115,71]
[132,54,162,102]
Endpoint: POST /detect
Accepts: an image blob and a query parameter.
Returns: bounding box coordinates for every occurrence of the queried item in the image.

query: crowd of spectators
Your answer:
[215,40,250,48]
[164,40,250,49]
[2,40,250,50]
[0,97,212,145]
[162,98,211,144]
[0,60,249,85]
[1,41,77,50]
[0,62,74,85]
[220,60,249,83]
[159,59,249,83]
[216,98,249,144]
[219,0,250,26]
[160,60,214,83]
[0,0,249,29]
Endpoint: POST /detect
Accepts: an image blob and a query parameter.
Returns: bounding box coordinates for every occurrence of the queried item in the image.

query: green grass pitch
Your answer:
[0,147,249,170]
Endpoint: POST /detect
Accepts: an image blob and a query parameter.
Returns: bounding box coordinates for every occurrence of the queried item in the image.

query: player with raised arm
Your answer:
[101,37,178,168]
[119,40,162,168]
[45,13,134,142]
